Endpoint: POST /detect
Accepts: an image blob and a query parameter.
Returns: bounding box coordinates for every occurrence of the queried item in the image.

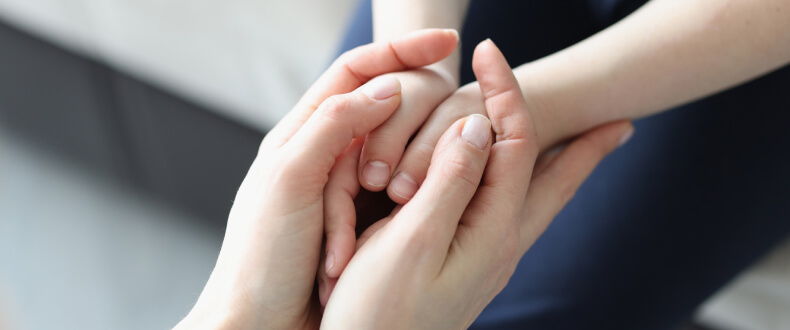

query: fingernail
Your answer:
[462,114,491,150]
[390,172,419,200]
[444,28,460,42]
[360,76,400,100]
[619,126,635,147]
[362,161,390,187]
[325,251,336,274]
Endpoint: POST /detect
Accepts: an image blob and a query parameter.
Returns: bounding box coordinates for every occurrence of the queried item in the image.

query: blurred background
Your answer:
[0,0,788,329]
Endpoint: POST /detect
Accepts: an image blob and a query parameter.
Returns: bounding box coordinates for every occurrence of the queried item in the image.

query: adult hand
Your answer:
[317,44,549,302]
[174,29,459,330]
[320,40,633,329]
[319,58,461,284]
[318,32,462,288]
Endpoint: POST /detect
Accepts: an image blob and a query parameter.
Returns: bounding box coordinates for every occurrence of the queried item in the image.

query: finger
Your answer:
[533,146,564,176]
[392,114,492,268]
[358,68,457,192]
[279,76,402,195]
[267,29,459,146]
[321,187,398,307]
[317,249,340,307]
[438,40,537,281]
[323,138,364,279]
[317,260,339,308]
[461,39,538,231]
[519,120,634,253]
[387,83,485,203]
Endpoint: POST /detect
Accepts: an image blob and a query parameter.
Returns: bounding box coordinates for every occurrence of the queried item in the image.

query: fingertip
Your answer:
[442,28,460,43]
[317,256,329,306]
[318,275,338,307]
[359,75,401,101]
[325,249,348,279]
[360,160,391,190]
[461,114,492,150]
[323,217,356,279]
[478,38,495,50]
[323,232,355,278]
[324,251,336,276]
[429,114,492,187]
[394,29,460,67]
[388,172,419,203]
[318,276,326,306]
[587,120,635,155]
[618,123,635,147]
[472,38,504,73]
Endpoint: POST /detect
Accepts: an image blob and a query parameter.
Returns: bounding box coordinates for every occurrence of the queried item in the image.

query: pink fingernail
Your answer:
[462,114,491,150]
[390,173,419,200]
[443,29,460,42]
[360,76,400,100]
[619,127,635,147]
[325,251,336,274]
[362,161,390,187]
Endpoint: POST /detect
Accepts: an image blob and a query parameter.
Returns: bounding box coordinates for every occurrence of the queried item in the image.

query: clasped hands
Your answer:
[176,29,632,330]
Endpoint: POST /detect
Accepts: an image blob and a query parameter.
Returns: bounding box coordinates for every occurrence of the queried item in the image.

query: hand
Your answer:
[317,39,546,300]
[320,40,634,329]
[317,34,462,294]
[174,29,459,330]
[356,64,460,192]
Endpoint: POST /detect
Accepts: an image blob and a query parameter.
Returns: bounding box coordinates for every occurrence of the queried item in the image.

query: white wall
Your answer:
[0,0,357,131]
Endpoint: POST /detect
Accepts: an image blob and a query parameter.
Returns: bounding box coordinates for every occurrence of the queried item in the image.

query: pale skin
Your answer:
[175,30,461,330]
[176,30,632,329]
[319,0,790,301]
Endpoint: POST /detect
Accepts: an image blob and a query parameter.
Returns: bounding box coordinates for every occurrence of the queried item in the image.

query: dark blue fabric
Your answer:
[339,1,790,328]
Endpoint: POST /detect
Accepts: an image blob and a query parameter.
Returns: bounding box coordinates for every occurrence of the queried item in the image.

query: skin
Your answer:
[176,31,632,329]
[355,0,470,193]
[174,29,460,330]
[322,0,472,284]
[320,40,632,329]
[321,0,790,298]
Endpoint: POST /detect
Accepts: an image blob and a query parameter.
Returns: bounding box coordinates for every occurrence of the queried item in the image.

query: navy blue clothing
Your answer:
[339,1,790,329]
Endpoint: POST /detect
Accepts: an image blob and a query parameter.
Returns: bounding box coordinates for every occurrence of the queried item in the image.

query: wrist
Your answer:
[514,63,595,151]
[176,270,266,330]
[511,68,555,152]
[372,0,468,84]
[176,305,250,330]
[426,55,462,88]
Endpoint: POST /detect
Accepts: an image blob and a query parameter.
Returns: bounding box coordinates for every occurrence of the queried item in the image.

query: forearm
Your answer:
[373,0,470,81]
[517,0,790,148]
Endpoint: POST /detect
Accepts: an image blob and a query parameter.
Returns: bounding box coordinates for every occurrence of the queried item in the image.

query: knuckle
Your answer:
[336,46,366,69]
[325,216,353,236]
[440,152,482,190]
[277,147,331,184]
[403,142,435,177]
[366,130,405,152]
[336,49,354,63]
[319,95,353,121]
